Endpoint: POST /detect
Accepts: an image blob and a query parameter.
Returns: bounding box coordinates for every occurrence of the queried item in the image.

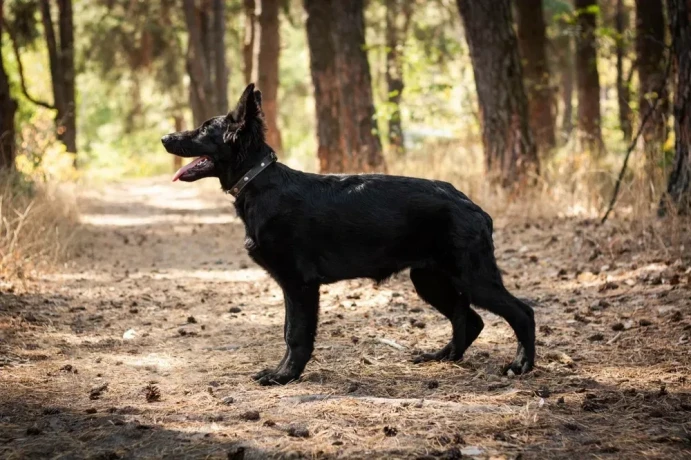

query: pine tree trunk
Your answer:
[575,0,603,155]
[331,0,386,173]
[555,19,575,140]
[616,0,632,142]
[173,115,184,171]
[386,0,412,157]
[304,0,346,173]
[516,0,556,154]
[456,0,538,186]
[636,0,669,194]
[57,0,76,158]
[183,0,215,126]
[212,0,228,114]
[660,0,691,215]
[0,0,17,172]
[243,0,256,85]
[253,0,283,152]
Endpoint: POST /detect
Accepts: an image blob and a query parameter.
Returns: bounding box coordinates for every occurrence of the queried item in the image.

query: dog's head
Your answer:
[161,83,266,184]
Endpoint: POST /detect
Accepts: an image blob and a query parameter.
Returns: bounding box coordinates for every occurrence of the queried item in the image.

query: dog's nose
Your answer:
[161,134,174,145]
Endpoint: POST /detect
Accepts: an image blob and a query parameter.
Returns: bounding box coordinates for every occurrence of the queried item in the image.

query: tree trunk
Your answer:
[183,0,215,125]
[636,0,669,195]
[173,115,184,172]
[616,0,632,142]
[304,0,346,173]
[57,0,76,158]
[516,0,556,154]
[456,0,538,186]
[253,0,283,152]
[385,0,412,157]
[575,0,603,155]
[0,0,18,172]
[660,0,691,215]
[555,19,575,140]
[331,0,386,173]
[212,0,228,114]
[243,0,256,85]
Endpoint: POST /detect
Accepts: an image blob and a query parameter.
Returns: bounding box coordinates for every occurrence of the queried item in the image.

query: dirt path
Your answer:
[1,178,690,459]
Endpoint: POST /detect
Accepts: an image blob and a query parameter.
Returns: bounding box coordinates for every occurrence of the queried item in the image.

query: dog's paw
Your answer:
[252,368,275,381]
[254,370,298,386]
[502,351,534,376]
[412,344,462,364]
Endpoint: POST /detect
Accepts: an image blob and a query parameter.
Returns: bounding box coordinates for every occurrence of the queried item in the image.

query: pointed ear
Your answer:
[224,84,259,143]
[254,90,262,110]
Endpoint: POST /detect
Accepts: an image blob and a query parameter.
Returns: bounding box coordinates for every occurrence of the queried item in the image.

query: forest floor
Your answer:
[1,178,690,459]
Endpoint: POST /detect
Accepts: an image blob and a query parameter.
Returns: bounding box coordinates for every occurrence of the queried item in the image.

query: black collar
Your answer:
[227,151,278,198]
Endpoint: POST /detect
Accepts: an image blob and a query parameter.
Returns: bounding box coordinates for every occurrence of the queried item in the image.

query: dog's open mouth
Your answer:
[172,156,214,182]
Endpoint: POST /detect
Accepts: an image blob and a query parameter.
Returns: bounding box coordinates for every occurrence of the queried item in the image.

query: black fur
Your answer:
[162,84,536,385]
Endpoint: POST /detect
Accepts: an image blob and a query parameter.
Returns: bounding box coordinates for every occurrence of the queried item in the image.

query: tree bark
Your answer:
[385,0,412,157]
[660,0,691,215]
[615,0,632,142]
[636,0,669,193]
[183,0,216,125]
[516,0,556,154]
[0,0,18,172]
[243,0,256,85]
[555,18,574,140]
[456,0,538,186]
[331,0,386,173]
[304,0,346,173]
[56,0,76,157]
[212,0,228,114]
[253,0,283,152]
[575,0,603,155]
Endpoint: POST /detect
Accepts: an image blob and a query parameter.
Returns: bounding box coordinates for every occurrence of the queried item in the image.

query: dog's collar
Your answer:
[227,151,278,198]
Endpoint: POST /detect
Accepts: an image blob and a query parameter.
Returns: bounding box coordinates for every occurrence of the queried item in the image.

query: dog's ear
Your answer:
[224,84,261,143]
[254,90,262,110]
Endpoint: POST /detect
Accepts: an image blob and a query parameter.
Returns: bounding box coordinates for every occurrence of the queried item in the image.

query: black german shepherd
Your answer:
[161,84,535,385]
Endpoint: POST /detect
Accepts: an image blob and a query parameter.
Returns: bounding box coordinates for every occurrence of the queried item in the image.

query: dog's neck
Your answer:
[221,144,277,197]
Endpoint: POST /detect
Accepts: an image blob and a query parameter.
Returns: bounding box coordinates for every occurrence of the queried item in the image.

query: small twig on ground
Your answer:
[376,337,407,351]
[607,331,623,345]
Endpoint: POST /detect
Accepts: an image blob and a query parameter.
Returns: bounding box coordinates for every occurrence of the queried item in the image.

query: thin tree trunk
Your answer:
[212,0,228,114]
[0,0,17,172]
[331,0,386,173]
[516,0,556,154]
[575,0,603,155]
[660,0,691,215]
[636,0,669,196]
[386,0,412,157]
[615,0,632,142]
[253,0,283,152]
[555,19,575,140]
[456,0,538,186]
[173,115,184,172]
[304,0,346,173]
[39,1,68,150]
[243,0,256,85]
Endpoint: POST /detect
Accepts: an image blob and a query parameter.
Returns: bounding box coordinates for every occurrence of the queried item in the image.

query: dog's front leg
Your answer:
[253,282,320,385]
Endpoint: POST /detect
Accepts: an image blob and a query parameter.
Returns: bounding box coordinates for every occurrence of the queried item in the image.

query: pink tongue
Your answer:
[172,157,206,182]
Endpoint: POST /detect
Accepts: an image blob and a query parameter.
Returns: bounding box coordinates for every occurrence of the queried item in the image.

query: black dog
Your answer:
[161,84,535,385]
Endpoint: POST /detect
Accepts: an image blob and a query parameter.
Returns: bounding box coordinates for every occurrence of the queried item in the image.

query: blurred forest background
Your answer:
[0,0,690,276]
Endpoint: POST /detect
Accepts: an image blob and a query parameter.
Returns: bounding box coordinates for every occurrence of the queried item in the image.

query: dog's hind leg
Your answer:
[465,270,535,374]
[410,267,484,363]
[253,282,320,385]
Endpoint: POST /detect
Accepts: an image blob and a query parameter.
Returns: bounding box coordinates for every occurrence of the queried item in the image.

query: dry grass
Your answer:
[0,172,79,284]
